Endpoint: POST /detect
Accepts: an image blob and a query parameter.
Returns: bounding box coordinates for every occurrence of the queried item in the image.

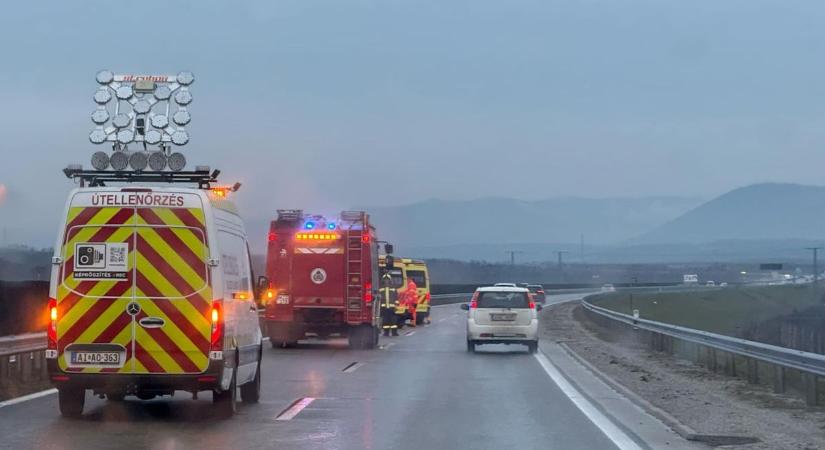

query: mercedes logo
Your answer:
[126,302,141,316]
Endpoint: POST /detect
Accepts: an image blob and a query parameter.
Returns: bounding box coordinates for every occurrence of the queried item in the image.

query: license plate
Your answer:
[490,313,516,321]
[70,351,121,366]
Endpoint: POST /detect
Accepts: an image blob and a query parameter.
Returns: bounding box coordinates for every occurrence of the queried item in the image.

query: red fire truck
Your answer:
[261,210,381,349]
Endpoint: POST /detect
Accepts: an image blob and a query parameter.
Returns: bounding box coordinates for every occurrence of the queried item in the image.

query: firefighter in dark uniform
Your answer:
[380,271,400,336]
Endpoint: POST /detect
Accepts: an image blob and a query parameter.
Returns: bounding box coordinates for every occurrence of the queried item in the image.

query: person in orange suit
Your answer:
[402,279,418,327]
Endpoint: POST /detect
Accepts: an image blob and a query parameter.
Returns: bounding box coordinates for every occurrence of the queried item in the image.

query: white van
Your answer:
[46,186,262,418]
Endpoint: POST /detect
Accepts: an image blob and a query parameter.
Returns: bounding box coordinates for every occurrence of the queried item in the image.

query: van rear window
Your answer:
[406,270,427,287]
[476,292,529,308]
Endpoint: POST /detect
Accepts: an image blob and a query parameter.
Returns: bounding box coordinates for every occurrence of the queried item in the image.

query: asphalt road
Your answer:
[0,293,642,450]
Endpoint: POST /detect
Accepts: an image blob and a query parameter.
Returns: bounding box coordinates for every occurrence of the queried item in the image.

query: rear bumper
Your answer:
[47,356,230,393]
[467,320,538,341]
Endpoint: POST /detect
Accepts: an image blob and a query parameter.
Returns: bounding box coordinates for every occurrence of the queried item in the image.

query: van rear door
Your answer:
[133,201,211,374]
[57,196,136,374]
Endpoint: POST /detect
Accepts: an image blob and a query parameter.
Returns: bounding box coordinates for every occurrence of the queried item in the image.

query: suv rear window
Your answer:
[527,285,542,292]
[476,291,530,308]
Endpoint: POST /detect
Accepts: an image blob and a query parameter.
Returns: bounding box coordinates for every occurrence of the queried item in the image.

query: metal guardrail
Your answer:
[582,299,825,377]
[0,332,46,358]
[582,294,825,404]
[429,293,472,306]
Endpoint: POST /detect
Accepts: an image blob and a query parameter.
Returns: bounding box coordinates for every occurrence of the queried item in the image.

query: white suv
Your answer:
[461,287,542,353]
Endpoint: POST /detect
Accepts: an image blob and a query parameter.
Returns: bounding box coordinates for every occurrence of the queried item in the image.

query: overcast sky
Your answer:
[2,0,825,246]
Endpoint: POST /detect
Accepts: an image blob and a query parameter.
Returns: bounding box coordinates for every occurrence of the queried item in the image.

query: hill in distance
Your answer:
[358,196,703,250]
[637,183,825,245]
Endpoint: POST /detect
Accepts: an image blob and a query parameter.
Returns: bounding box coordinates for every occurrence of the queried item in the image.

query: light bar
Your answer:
[295,232,340,241]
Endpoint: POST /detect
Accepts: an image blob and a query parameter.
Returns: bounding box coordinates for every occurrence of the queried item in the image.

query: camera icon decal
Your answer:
[75,244,106,269]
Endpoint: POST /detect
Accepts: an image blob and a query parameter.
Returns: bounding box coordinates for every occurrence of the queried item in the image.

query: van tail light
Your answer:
[470,299,478,309]
[364,282,373,303]
[210,301,224,352]
[528,301,536,309]
[47,298,57,350]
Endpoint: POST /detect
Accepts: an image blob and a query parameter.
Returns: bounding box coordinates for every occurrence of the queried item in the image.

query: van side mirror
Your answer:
[385,244,394,255]
[460,303,470,311]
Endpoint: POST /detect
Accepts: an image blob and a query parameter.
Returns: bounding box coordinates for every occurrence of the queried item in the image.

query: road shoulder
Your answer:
[541,301,825,450]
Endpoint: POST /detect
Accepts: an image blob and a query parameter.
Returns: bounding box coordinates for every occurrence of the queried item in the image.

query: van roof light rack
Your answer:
[63,166,220,189]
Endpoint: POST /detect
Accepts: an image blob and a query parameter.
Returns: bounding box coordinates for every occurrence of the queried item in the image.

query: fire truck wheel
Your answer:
[213,369,237,418]
[58,387,85,418]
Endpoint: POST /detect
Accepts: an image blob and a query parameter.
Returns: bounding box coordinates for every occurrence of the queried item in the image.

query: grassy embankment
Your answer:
[591,285,822,337]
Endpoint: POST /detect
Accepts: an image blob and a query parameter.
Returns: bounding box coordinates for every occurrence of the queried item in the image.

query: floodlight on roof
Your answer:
[110,151,129,170]
[91,151,110,170]
[168,152,186,171]
[148,151,167,170]
[129,151,148,171]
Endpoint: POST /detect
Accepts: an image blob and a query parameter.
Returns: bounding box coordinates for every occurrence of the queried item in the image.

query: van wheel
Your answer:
[241,359,261,403]
[466,340,475,353]
[58,387,85,418]
[213,370,237,418]
[527,342,538,354]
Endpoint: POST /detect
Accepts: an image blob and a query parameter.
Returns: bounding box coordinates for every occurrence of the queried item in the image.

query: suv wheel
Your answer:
[240,358,261,403]
[527,341,538,354]
[213,369,237,418]
[466,340,475,353]
[58,387,85,418]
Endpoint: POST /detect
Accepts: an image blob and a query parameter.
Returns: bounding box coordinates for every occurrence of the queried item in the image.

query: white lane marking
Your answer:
[343,362,365,373]
[380,342,396,350]
[404,330,416,336]
[438,318,446,323]
[534,352,643,450]
[0,388,58,409]
[275,397,316,421]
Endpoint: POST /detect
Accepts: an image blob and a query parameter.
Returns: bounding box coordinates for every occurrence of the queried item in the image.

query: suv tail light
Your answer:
[470,292,479,308]
[528,300,536,309]
[47,298,57,350]
[210,301,224,353]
